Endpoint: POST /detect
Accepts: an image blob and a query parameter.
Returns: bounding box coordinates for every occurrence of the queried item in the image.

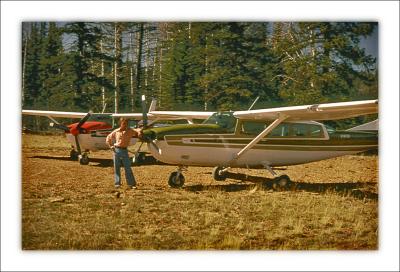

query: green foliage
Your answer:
[272,22,377,105]
[22,22,378,129]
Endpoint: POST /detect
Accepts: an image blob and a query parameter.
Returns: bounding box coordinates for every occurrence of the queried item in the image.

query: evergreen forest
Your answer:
[22,22,378,129]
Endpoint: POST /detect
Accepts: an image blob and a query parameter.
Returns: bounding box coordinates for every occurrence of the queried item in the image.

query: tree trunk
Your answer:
[136,23,144,102]
[114,23,122,113]
[100,39,106,112]
[130,32,135,111]
[22,36,28,107]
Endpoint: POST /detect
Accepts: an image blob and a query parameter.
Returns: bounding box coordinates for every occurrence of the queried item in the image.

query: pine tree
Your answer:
[272,22,377,105]
[38,22,65,110]
[63,22,104,111]
[197,22,278,110]
[23,23,43,107]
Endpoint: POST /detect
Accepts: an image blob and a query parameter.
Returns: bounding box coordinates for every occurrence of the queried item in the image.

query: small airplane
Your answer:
[134,99,378,188]
[22,97,215,165]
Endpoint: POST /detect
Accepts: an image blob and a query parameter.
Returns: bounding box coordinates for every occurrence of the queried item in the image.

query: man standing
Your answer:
[106,118,142,189]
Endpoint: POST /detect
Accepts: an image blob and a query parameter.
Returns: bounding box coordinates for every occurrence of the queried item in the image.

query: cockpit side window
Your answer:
[291,123,307,137]
[269,123,289,137]
[241,121,324,138]
[241,121,266,135]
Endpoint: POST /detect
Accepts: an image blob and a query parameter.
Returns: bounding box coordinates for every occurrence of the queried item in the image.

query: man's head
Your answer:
[119,118,128,130]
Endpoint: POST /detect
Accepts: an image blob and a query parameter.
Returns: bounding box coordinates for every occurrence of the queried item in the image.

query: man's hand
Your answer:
[110,145,115,151]
[136,128,143,139]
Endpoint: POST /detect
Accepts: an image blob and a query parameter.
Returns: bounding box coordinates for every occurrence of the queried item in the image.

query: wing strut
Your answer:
[226,114,288,166]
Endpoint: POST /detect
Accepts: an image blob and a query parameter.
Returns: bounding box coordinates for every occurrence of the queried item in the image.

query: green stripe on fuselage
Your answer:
[143,123,378,151]
[144,124,227,140]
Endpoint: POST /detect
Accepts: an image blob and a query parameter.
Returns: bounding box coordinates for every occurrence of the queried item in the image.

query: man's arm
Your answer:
[106,130,116,147]
[133,128,143,139]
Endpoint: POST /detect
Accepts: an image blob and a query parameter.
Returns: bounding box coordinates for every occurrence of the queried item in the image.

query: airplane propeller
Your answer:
[75,112,92,134]
[139,95,161,154]
[67,112,92,163]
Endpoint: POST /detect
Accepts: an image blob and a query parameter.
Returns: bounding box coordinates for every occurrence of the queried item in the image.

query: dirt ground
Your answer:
[22,134,379,250]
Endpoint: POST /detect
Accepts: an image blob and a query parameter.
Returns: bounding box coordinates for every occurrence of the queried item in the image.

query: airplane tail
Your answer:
[347,119,378,132]
[148,98,157,112]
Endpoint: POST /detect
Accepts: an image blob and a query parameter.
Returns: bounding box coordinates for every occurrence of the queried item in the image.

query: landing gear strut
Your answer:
[168,166,186,188]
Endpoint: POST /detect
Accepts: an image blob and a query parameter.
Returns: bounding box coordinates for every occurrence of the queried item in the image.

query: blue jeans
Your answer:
[113,148,136,187]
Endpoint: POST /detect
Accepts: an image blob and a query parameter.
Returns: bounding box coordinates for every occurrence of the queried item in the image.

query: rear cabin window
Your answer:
[241,121,324,138]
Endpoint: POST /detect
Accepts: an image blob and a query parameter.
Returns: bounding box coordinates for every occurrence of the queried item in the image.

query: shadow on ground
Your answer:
[30,155,165,167]
[184,172,378,201]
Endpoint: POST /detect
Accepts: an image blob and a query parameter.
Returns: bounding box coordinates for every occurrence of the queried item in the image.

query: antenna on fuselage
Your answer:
[248,96,260,110]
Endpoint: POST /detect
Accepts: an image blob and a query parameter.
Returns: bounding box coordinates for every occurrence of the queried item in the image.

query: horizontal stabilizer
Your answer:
[49,122,70,132]
[347,119,378,131]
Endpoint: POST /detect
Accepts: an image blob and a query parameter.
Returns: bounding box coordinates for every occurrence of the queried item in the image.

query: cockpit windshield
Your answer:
[202,112,237,133]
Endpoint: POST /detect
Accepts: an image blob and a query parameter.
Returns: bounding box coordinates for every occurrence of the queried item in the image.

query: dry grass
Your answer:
[22,134,378,250]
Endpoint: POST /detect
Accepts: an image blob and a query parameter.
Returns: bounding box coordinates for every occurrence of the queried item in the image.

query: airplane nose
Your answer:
[142,129,156,141]
[70,126,79,136]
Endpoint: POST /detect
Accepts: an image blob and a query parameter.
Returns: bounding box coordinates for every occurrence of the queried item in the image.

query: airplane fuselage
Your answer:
[66,121,137,152]
[144,115,378,168]
[66,132,136,151]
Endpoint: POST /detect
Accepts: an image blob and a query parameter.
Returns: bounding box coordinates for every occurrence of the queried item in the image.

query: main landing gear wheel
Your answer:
[70,150,79,161]
[212,166,227,181]
[168,171,185,188]
[272,175,292,191]
[79,153,89,165]
[132,152,146,165]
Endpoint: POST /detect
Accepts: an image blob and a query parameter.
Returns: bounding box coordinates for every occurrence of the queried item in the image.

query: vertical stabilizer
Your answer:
[149,98,157,112]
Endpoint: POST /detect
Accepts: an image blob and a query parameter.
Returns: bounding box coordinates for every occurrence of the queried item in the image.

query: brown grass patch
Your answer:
[22,134,378,250]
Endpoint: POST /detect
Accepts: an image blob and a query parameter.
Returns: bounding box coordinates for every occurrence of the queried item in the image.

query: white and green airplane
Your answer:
[134,99,378,188]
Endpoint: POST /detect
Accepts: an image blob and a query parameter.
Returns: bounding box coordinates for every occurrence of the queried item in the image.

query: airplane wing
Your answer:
[22,110,90,119]
[148,111,215,120]
[233,99,378,121]
[112,111,214,121]
[111,113,145,119]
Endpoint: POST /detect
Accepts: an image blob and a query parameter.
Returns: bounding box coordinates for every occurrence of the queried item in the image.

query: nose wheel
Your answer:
[168,166,186,188]
[78,153,89,165]
[132,152,146,165]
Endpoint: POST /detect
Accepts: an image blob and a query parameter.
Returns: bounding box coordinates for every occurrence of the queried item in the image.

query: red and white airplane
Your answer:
[22,98,215,165]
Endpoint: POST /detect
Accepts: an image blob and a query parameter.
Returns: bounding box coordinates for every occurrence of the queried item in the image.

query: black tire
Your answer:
[132,152,146,165]
[137,152,146,163]
[168,171,185,188]
[273,175,291,190]
[212,166,227,181]
[79,154,89,165]
[70,150,79,161]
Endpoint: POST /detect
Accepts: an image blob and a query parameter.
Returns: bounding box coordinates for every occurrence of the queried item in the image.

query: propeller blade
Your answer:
[77,112,92,129]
